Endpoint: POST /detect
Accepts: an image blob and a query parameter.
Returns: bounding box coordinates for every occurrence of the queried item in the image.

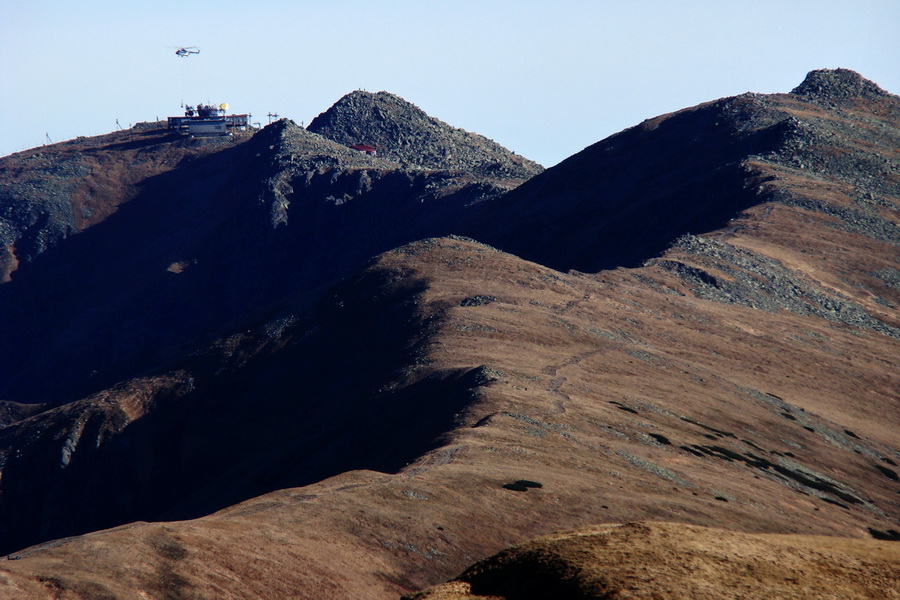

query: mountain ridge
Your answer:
[0,69,896,599]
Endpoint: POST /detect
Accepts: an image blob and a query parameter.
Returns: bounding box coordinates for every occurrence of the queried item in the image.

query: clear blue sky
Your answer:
[2,1,898,166]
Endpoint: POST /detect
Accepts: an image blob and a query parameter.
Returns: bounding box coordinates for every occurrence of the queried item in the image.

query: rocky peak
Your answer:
[326,90,428,122]
[247,117,397,172]
[307,90,543,179]
[791,68,891,101]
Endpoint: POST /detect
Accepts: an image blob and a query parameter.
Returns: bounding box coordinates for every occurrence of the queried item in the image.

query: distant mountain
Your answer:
[0,71,897,600]
[308,90,543,178]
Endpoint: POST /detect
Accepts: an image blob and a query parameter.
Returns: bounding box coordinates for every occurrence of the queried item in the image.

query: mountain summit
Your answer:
[791,67,891,101]
[308,90,543,178]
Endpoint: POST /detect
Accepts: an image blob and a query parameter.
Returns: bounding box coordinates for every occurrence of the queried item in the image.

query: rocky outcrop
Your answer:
[246,117,398,173]
[657,235,900,338]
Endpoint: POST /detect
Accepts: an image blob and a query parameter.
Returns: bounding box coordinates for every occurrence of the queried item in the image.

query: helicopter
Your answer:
[175,46,200,58]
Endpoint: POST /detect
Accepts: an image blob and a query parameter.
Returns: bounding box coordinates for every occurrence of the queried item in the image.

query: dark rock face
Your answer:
[791,68,891,101]
[308,90,543,179]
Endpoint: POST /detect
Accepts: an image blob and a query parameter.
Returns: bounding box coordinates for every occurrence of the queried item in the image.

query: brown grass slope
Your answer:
[0,232,897,598]
[412,521,900,600]
[0,70,897,599]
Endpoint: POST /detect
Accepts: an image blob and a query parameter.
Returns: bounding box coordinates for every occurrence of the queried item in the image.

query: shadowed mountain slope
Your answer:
[0,254,481,553]
[0,115,519,405]
[0,70,897,599]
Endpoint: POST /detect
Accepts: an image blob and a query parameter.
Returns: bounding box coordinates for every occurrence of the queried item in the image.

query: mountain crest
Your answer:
[308,90,543,179]
[791,68,891,101]
[0,69,898,600]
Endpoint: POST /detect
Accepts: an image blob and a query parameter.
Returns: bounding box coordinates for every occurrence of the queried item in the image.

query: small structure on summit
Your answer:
[167,103,250,137]
[350,144,377,156]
